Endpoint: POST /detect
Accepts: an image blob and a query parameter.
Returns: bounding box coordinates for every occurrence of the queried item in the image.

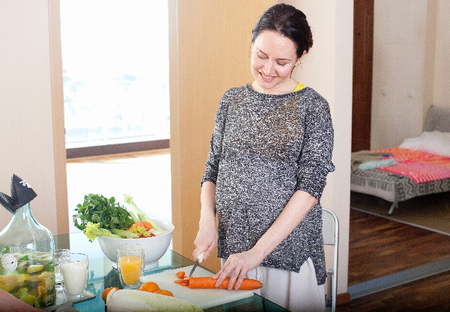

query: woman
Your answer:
[193,3,335,311]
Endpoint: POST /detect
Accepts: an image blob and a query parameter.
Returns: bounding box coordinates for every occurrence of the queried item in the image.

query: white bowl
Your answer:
[97,219,174,269]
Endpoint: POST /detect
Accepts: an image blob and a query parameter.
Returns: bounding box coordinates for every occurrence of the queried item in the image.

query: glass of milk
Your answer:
[54,249,71,292]
[60,252,89,299]
[117,243,145,289]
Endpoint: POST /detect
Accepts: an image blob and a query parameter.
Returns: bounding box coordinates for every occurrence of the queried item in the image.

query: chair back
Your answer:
[322,208,339,312]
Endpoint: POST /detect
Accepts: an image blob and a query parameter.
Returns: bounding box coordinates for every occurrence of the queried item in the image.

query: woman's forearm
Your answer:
[200,181,217,225]
[252,190,318,259]
[194,181,218,260]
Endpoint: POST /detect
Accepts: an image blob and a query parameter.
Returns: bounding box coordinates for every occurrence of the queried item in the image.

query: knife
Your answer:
[188,252,204,278]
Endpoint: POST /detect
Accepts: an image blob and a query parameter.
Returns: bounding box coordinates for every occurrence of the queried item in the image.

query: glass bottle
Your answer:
[0,176,55,308]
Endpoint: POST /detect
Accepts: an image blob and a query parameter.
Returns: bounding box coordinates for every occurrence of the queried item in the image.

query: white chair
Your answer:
[322,208,339,312]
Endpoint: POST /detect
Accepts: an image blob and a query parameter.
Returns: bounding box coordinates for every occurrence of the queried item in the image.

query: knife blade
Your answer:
[188,252,204,278]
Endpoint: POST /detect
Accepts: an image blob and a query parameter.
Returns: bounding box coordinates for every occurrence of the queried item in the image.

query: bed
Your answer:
[351,105,450,214]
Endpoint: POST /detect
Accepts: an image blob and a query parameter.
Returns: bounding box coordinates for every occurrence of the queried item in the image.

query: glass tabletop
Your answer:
[54,232,288,312]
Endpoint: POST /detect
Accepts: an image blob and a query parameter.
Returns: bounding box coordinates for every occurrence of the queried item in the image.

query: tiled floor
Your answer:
[66,150,172,234]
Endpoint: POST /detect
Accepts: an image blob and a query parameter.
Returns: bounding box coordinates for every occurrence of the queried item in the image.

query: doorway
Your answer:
[352,0,373,152]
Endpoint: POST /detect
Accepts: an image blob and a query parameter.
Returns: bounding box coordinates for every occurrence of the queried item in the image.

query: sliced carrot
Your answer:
[101,287,119,302]
[188,277,262,290]
[154,289,174,296]
[128,221,153,230]
[128,221,141,230]
[142,221,153,229]
[139,281,160,292]
[176,271,185,279]
[174,279,190,287]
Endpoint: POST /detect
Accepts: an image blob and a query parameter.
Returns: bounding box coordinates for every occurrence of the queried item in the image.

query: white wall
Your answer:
[433,0,450,107]
[371,0,450,149]
[0,0,68,234]
[284,0,353,297]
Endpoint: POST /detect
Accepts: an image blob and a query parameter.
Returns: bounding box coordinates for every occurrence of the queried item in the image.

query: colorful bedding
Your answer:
[374,147,450,184]
[351,105,450,214]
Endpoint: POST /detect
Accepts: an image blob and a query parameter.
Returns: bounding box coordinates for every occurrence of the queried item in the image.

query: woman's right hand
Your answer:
[194,181,218,261]
[193,221,218,261]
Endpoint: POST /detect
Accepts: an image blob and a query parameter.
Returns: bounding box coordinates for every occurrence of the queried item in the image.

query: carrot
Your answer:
[188,277,262,290]
[139,281,159,292]
[176,271,185,279]
[129,221,153,230]
[154,289,174,296]
[102,287,119,302]
[128,221,141,231]
[174,279,189,287]
[142,221,153,229]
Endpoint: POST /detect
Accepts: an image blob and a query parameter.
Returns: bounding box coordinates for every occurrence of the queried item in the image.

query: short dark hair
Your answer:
[252,3,313,58]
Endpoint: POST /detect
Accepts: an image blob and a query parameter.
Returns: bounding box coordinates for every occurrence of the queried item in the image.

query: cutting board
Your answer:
[141,265,255,309]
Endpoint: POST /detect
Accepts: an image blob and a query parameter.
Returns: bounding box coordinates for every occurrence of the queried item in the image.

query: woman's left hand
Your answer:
[213,249,264,290]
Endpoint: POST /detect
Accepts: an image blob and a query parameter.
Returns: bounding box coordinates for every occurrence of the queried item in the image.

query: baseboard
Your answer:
[337,292,351,307]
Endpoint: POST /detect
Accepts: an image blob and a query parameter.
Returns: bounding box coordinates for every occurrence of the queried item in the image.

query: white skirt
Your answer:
[246,258,325,312]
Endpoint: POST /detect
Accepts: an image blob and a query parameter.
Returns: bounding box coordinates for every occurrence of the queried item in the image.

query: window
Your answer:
[60,0,169,149]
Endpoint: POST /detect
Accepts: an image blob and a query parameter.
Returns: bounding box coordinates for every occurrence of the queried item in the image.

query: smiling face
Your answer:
[250,30,302,94]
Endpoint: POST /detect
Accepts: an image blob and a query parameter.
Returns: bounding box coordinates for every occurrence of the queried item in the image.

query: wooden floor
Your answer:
[348,209,450,285]
[342,269,450,311]
[342,208,450,311]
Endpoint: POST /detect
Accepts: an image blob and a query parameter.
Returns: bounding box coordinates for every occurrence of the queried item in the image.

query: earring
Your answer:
[290,65,297,78]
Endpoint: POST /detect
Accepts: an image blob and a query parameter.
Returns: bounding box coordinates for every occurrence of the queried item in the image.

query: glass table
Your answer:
[54,232,288,312]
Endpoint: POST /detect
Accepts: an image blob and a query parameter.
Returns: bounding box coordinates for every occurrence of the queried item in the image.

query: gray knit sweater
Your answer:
[201,84,335,285]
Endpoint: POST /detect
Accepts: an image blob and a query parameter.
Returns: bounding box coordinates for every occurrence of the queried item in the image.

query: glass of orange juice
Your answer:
[117,243,145,289]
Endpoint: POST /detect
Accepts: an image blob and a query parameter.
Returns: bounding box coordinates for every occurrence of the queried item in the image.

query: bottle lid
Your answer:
[0,174,37,213]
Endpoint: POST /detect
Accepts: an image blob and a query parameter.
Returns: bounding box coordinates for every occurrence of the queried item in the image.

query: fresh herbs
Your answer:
[73,194,134,232]
[73,193,167,242]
